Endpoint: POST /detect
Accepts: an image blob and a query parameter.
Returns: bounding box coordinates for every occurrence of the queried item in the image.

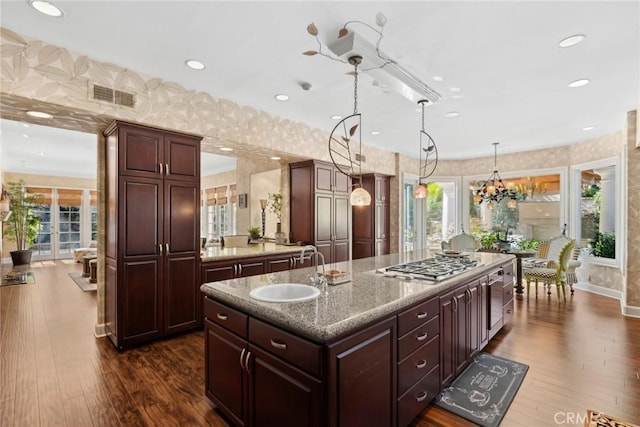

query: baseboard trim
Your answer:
[573,282,640,317]
[94,323,107,338]
[573,282,623,300]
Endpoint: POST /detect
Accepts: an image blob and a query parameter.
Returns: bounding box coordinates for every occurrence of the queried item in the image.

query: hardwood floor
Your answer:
[1,260,639,426]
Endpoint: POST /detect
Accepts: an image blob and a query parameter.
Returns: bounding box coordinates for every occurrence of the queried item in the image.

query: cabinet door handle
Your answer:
[452,297,458,312]
[270,339,287,350]
[415,359,427,369]
[165,163,169,175]
[216,313,228,321]
[165,243,169,254]
[416,332,428,342]
[240,348,246,371]
[415,391,428,402]
[158,244,162,254]
[506,309,512,314]
[233,264,237,275]
[416,312,428,320]
[238,264,242,275]
[245,351,252,374]
[159,163,163,175]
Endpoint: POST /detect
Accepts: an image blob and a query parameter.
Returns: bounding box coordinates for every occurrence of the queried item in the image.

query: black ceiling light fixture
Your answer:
[473,142,518,210]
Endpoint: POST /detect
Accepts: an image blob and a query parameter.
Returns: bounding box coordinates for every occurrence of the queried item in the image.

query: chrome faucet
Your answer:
[299,245,326,289]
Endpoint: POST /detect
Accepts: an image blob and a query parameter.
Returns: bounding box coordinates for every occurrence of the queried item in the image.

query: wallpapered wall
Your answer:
[1,29,637,316]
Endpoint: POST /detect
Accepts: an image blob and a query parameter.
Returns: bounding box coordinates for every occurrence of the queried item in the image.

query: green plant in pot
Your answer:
[3,180,44,265]
[247,227,261,241]
[268,192,286,244]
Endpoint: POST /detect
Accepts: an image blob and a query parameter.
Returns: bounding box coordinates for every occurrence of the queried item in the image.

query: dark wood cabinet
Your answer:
[201,252,313,284]
[290,160,351,263]
[104,121,201,349]
[204,298,322,427]
[352,174,390,259]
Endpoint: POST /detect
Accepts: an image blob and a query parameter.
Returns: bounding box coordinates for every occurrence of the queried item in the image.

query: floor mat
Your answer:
[1,271,36,286]
[68,271,96,292]
[435,352,528,427]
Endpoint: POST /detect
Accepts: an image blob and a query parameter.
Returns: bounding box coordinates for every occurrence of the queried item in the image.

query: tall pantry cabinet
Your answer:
[289,160,351,263]
[104,121,202,350]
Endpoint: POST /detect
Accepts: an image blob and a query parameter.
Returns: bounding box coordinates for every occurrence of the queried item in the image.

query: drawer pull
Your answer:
[506,309,512,314]
[270,339,287,350]
[416,312,428,320]
[415,391,428,402]
[216,313,228,321]
[416,332,428,342]
[415,359,427,369]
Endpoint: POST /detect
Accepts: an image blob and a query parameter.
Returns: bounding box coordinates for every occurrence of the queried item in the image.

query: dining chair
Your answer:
[524,239,576,302]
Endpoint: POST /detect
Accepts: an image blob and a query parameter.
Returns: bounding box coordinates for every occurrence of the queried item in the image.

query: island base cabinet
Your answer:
[247,344,322,427]
[327,317,397,427]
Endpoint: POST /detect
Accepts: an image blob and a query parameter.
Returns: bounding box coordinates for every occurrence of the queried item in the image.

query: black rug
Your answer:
[1,271,36,286]
[68,272,96,292]
[435,353,528,427]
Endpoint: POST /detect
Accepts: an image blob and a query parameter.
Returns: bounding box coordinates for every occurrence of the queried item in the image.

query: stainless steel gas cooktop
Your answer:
[378,255,480,282]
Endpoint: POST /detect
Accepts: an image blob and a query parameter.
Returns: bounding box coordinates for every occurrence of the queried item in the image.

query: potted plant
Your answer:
[247,226,261,241]
[3,180,44,265]
[268,192,286,244]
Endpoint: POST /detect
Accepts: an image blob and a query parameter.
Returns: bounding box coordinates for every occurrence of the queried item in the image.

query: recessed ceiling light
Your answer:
[444,111,460,118]
[220,147,233,152]
[451,95,465,99]
[270,156,281,160]
[274,94,289,101]
[22,134,30,138]
[330,115,342,120]
[558,34,586,48]
[582,126,596,131]
[23,123,30,128]
[568,79,590,88]
[26,110,53,119]
[40,151,46,156]
[185,59,205,70]
[370,131,381,135]
[432,76,444,82]
[29,0,64,17]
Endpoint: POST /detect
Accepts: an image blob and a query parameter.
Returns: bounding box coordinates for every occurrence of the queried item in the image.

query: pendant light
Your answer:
[328,55,371,206]
[473,142,518,209]
[413,100,438,199]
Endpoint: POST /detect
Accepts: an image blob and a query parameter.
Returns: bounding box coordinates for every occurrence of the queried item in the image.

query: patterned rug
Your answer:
[68,271,96,292]
[586,410,639,427]
[435,353,528,427]
[1,271,36,286]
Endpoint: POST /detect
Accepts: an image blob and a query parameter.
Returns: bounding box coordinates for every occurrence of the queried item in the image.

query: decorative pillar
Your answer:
[594,167,615,233]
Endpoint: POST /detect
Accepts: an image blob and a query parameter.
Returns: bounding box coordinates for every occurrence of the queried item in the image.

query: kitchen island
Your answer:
[201,250,516,426]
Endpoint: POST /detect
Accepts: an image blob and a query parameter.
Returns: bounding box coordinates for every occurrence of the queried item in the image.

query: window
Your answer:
[465,168,567,249]
[571,157,620,264]
[202,185,236,240]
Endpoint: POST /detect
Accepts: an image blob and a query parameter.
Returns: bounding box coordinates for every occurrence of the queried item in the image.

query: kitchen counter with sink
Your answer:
[200,249,514,341]
[201,249,516,426]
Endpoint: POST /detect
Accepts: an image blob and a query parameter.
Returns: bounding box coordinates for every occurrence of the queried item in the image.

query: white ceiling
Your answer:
[0,1,638,177]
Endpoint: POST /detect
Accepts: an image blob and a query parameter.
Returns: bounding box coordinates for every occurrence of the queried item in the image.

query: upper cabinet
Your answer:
[115,123,200,181]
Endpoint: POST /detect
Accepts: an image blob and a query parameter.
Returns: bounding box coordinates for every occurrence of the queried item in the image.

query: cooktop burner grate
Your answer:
[383,256,479,281]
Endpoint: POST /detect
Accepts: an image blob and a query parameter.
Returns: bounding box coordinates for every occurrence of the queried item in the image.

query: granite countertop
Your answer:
[201,242,305,262]
[200,250,515,343]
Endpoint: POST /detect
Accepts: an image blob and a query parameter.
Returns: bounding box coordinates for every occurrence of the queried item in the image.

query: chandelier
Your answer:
[413,100,438,199]
[472,143,518,209]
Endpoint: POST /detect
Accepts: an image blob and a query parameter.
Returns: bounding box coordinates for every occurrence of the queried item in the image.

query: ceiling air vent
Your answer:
[90,83,136,109]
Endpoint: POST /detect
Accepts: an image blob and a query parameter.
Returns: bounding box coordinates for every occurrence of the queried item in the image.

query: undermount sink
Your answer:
[249,283,320,303]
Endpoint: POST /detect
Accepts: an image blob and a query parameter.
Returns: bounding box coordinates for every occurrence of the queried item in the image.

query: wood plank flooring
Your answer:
[1,260,639,426]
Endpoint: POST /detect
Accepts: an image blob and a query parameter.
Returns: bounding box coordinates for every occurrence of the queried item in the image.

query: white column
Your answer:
[594,168,615,233]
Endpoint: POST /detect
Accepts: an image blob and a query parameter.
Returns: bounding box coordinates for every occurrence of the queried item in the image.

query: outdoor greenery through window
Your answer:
[579,167,615,259]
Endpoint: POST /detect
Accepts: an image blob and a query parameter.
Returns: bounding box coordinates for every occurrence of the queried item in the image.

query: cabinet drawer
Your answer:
[503,261,515,285]
[503,282,514,304]
[503,299,515,325]
[204,298,247,338]
[397,364,439,427]
[398,335,439,396]
[398,297,439,336]
[249,318,322,377]
[398,316,439,361]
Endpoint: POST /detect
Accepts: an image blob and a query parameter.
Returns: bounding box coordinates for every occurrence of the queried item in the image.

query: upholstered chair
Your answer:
[524,239,576,302]
[522,235,581,294]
